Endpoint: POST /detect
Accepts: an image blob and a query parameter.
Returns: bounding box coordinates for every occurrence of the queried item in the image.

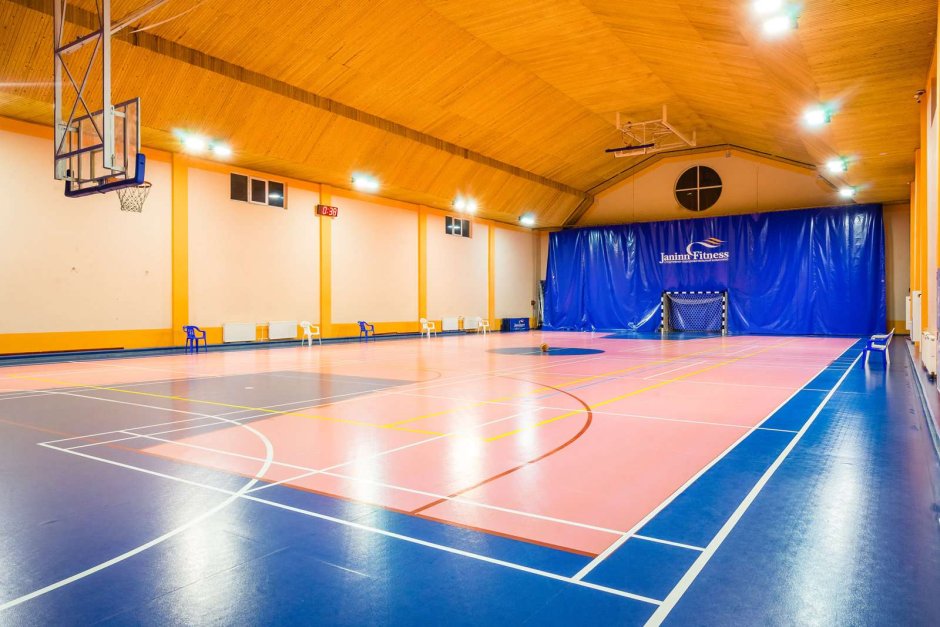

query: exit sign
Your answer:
[316,204,339,217]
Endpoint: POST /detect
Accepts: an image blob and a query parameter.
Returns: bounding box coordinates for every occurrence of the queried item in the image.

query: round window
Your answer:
[675,166,722,212]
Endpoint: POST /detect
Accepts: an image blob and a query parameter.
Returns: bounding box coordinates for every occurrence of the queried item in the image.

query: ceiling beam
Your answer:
[8,0,591,204]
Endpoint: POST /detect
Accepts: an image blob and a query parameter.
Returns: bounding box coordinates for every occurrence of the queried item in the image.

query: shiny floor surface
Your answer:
[1,332,938,625]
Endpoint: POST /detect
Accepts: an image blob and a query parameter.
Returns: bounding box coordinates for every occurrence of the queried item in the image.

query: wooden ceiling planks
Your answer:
[0,0,934,224]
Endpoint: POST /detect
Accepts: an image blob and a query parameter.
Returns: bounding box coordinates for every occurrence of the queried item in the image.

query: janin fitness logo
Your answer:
[660,236,730,264]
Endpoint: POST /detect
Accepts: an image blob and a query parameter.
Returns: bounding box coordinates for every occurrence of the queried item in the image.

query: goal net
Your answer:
[661,291,728,335]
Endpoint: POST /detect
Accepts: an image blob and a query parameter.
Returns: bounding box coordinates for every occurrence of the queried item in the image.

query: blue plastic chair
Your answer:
[183,325,207,354]
[358,321,375,342]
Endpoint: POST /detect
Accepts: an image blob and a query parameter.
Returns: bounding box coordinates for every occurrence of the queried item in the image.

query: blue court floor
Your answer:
[0,339,938,625]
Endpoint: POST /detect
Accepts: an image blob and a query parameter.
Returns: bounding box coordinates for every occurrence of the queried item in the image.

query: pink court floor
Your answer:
[0,332,854,557]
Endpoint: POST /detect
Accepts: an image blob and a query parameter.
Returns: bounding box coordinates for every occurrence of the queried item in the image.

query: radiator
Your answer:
[223,322,255,343]
[912,290,923,342]
[905,296,913,333]
[268,320,298,340]
[464,316,480,331]
[922,331,937,377]
[442,317,460,332]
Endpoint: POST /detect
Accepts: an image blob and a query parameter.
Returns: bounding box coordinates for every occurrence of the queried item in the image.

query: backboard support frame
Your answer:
[53,0,165,196]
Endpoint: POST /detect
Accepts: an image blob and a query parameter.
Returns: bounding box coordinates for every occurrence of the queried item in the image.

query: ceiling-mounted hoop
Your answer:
[608,105,698,158]
[53,0,166,194]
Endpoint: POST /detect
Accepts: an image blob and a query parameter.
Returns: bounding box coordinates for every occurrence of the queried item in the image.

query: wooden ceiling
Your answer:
[0,0,935,226]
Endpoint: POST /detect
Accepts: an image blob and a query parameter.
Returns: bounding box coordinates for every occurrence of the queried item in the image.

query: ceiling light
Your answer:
[762,14,795,36]
[351,173,380,193]
[210,143,232,158]
[826,158,847,173]
[182,134,207,153]
[803,106,831,127]
[753,0,784,15]
[519,213,536,227]
[453,195,477,212]
[839,187,856,199]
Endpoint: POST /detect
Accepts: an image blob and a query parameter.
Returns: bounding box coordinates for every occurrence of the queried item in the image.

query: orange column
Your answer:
[171,153,189,346]
[418,207,427,320]
[319,185,332,338]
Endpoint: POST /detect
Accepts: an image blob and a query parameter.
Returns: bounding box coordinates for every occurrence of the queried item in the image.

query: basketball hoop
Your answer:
[116,181,151,213]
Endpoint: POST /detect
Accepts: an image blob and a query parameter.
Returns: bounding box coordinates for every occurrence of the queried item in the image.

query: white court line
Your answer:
[644,352,862,626]
[0,400,277,612]
[641,360,708,379]
[388,390,799,434]
[124,428,627,537]
[571,340,857,581]
[632,535,704,552]
[33,342,725,447]
[28,444,661,607]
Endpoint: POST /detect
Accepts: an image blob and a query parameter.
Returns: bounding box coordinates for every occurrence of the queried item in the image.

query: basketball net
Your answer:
[116,181,151,213]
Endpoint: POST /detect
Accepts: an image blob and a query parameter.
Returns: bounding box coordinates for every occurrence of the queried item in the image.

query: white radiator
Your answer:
[912,290,923,342]
[223,322,255,343]
[442,317,460,332]
[905,296,913,333]
[922,331,937,377]
[464,316,480,331]
[268,320,298,340]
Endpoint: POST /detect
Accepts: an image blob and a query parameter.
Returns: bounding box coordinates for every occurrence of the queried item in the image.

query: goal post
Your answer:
[661,290,728,335]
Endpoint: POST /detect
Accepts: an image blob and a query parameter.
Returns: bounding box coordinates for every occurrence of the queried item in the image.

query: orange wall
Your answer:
[0,119,543,353]
[884,202,911,334]
[188,167,320,326]
[426,214,488,320]
[495,228,536,319]
[330,194,418,323]
[0,128,172,339]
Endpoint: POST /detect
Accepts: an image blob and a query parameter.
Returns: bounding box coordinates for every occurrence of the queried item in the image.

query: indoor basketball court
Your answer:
[1,1,940,625]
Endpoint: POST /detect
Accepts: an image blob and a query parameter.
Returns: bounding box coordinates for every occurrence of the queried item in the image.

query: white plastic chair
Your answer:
[479,318,490,335]
[420,317,437,338]
[300,321,321,346]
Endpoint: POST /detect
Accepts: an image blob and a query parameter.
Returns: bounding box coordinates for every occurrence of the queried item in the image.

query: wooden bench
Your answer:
[863,328,894,365]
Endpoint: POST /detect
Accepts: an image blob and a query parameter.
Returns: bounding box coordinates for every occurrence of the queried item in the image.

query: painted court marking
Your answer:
[572,341,855,581]
[0,402,278,612]
[645,352,862,626]
[1,335,856,613]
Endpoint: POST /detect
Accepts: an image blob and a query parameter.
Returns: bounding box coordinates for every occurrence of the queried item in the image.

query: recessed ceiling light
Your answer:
[803,106,831,127]
[519,213,536,227]
[210,143,232,158]
[826,158,847,173]
[351,173,380,193]
[762,14,795,36]
[839,187,856,199]
[182,134,207,153]
[454,195,478,213]
[753,0,784,15]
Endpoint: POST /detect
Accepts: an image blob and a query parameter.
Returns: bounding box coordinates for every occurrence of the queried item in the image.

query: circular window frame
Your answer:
[674,166,722,212]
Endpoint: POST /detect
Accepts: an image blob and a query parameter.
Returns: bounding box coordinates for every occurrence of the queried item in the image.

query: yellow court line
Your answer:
[484,339,796,442]
[9,375,446,436]
[384,338,742,428]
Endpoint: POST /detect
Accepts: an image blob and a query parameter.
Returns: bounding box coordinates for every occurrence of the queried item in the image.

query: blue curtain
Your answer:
[544,204,886,335]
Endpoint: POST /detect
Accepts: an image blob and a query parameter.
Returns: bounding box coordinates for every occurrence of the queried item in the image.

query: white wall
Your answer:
[0,128,171,333]
[331,194,418,323]
[581,151,842,226]
[494,228,535,319]
[188,167,319,325]
[427,214,488,319]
